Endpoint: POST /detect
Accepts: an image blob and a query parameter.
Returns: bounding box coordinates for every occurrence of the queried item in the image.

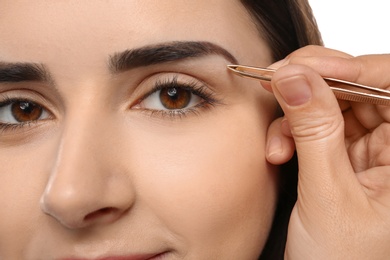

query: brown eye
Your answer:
[11,101,43,122]
[139,85,203,112]
[0,100,50,124]
[159,87,191,109]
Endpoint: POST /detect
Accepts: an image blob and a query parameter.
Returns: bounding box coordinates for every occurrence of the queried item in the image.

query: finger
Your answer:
[270,45,353,71]
[269,45,352,71]
[288,54,390,89]
[287,45,353,59]
[343,108,369,151]
[271,52,389,129]
[355,55,390,123]
[354,124,390,212]
[352,54,390,88]
[266,117,295,165]
[357,166,390,211]
[346,114,390,172]
[348,103,384,130]
[261,46,353,93]
[271,64,366,208]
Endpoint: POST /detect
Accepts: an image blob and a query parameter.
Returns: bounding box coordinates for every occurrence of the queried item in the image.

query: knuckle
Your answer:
[290,114,344,142]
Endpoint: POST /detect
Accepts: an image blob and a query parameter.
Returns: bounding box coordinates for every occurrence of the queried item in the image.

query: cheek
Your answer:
[129,103,279,257]
[0,143,52,256]
[0,91,278,258]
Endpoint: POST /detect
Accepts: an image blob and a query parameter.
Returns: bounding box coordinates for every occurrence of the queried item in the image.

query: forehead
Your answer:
[0,1,270,63]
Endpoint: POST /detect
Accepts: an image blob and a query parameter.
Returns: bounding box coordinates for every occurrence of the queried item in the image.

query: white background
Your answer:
[308,0,390,56]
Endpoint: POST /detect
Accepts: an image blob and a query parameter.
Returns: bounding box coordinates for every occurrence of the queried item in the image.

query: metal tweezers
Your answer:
[227,65,390,106]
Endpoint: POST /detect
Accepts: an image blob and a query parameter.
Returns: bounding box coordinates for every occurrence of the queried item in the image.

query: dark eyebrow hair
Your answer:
[0,62,51,83]
[109,41,239,73]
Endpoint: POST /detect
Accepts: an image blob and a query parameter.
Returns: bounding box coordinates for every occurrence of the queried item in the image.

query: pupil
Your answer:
[19,102,33,112]
[167,88,178,98]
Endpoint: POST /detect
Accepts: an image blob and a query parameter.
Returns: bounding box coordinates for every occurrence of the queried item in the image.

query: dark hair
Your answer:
[242,0,322,61]
[239,0,322,259]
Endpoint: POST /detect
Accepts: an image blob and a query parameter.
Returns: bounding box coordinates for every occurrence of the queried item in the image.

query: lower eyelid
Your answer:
[138,103,209,119]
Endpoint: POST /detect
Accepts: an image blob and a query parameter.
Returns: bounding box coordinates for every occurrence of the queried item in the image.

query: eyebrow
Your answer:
[0,62,51,83]
[0,41,238,83]
[109,41,239,73]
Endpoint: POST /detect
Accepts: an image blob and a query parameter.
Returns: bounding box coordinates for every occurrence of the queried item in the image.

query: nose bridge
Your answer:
[41,106,134,229]
[56,110,107,178]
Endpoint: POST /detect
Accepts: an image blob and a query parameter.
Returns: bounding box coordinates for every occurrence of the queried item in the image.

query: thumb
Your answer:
[271,64,361,209]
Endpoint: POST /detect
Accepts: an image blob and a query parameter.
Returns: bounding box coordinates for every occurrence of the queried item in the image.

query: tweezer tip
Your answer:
[227,65,244,77]
[228,65,244,74]
[227,64,238,69]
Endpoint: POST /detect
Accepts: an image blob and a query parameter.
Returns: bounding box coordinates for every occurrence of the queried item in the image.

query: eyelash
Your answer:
[135,76,220,119]
[0,121,30,132]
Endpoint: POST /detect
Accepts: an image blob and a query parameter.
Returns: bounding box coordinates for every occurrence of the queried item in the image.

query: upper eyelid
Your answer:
[134,75,211,102]
[120,62,219,89]
[0,82,60,102]
[0,98,52,115]
[148,76,206,93]
[0,91,56,118]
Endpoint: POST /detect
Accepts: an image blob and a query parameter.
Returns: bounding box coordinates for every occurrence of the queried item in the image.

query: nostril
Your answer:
[83,207,118,222]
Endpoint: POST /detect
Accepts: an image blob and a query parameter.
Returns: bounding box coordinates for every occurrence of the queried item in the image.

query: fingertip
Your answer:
[266,135,295,165]
[266,117,295,165]
[260,81,273,92]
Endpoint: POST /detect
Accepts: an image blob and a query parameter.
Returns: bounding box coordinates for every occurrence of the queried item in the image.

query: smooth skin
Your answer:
[2,0,390,259]
[266,46,390,259]
[0,1,279,259]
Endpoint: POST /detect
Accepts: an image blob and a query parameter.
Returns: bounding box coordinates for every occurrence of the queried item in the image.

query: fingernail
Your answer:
[275,75,312,106]
[267,136,283,158]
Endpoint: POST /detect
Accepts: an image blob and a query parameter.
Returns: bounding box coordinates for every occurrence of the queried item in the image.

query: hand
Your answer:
[265,46,390,259]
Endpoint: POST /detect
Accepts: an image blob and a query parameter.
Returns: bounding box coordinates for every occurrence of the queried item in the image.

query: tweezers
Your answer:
[227,65,390,106]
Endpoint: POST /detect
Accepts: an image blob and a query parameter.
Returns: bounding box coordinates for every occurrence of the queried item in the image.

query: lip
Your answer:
[61,252,168,260]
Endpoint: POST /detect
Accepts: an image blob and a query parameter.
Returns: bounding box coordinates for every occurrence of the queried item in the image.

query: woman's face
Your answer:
[0,1,279,259]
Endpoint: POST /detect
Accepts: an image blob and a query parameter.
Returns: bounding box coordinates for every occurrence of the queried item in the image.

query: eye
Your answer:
[133,75,220,117]
[141,86,203,111]
[0,99,50,124]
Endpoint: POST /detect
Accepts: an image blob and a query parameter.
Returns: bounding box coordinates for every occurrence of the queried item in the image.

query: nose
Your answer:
[40,117,135,229]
